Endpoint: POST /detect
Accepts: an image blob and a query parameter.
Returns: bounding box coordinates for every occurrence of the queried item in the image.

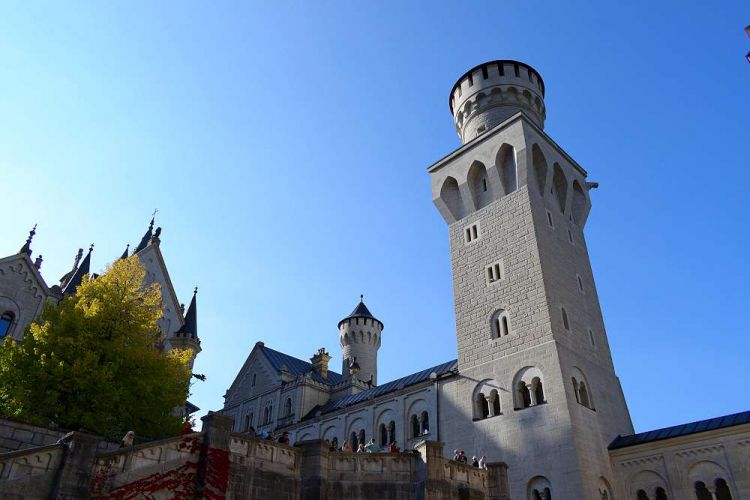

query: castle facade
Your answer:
[221,60,749,499]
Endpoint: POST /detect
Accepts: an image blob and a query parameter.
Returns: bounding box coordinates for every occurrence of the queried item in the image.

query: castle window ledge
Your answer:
[514,402,547,412]
[472,414,502,422]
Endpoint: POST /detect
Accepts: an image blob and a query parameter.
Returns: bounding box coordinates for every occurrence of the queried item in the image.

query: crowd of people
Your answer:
[326,437,401,453]
[452,449,488,470]
[242,427,489,467]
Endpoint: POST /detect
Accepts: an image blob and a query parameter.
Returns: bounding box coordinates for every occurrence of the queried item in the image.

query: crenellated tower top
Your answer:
[450,60,546,144]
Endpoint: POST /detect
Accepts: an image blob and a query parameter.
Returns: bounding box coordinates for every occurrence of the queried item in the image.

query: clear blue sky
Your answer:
[1,1,747,433]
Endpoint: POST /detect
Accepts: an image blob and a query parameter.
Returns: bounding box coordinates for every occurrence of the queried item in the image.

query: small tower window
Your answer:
[464,222,481,244]
[588,328,595,347]
[568,229,574,244]
[577,275,584,293]
[251,373,256,388]
[486,260,504,285]
[0,312,14,340]
[411,414,420,438]
[546,210,554,228]
[561,307,570,331]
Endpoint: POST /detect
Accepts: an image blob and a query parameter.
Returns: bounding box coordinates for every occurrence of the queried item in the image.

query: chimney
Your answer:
[310,348,332,379]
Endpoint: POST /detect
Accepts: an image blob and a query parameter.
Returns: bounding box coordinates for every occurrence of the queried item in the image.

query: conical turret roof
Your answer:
[176,287,198,339]
[338,295,383,329]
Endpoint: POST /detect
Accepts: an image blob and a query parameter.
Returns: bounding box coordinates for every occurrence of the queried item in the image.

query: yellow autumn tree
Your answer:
[0,257,192,440]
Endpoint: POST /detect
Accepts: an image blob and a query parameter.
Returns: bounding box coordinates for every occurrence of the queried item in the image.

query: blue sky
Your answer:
[1,1,747,433]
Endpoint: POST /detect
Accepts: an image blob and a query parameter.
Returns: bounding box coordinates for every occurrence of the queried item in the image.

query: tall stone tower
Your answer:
[431,60,633,500]
[338,297,383,386]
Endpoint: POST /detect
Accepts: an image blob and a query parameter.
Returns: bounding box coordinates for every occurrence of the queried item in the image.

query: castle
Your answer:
[0,219,202,415]
[220,60,750,499]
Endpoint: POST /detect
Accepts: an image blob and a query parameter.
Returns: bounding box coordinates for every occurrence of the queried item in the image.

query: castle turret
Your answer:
[338,296,383,386]
[450,60,546,144]
[172,287,201,369]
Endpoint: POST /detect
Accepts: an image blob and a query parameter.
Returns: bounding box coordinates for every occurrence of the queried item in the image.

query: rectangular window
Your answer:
[463,222,481,244]
[486,260,504,285]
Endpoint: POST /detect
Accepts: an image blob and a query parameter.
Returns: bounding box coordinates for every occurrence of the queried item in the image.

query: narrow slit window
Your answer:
[514,64,520,77]
[568,229,574,244]
[547,210,554,227]
[472,225,478,239]
[588,329,595,347]
[482,178,487,192]
[577,275,584,293]
[501,316,509,336]
[464,222,480,244]
[561,307,570,331]
[486,260,504,284]
[481,65,488,79]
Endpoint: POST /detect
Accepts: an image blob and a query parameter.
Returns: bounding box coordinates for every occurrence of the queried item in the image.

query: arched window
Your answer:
[358,429,365,446]
[263,406,270,425]
[248,412,253,428]
[284,397,292,416]
[491,309,510,339]
[440,176,465,221]
[244,414,250,431]
[518,382,532,409]
[572,377,580,403]
[350,431,358,450]
[411,414,420,438]
[572,180,586,224]
[561,307,570,331]
[552,163,568,213]
[496,144,517,195]
[532,144,548,194]
[379,423,388,447]
[655,487,668,500]
[420,411,429,434]
[694,482,712,500]
[468,161,493,210]
[532,377,545,405]
[578,382,590,408]
[715,479,733,500]
[490,389,501,416]
[476,393,490,419]
[0,311,14,340]
[387,421,396,444]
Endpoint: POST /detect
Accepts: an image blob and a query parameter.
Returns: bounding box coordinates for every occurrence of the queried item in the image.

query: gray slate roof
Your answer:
[609,410,750,450]
[309,359,458,418]
[260,345,344,386]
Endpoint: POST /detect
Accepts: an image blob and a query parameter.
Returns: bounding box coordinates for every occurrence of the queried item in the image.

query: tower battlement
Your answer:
[450,60,546,144]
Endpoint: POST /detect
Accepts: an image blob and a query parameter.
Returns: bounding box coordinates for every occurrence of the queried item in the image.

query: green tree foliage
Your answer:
[0,257,193,439]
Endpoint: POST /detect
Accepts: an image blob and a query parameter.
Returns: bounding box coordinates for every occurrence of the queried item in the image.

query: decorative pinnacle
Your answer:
[360,294,364,303]
[89,243,94,253]
[20,224,37,255]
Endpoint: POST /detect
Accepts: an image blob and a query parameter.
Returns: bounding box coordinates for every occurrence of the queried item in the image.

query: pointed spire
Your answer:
[133,216,155,254]
[176,287,198,339]
[59,248,84,287]
[62,244,93,296]
[19,225,37,256]
[120,243,130,260]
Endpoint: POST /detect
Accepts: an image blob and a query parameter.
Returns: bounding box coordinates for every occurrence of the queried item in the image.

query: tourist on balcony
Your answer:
[389,441,400,453]
[120,431,135,448]
[278,431,290,445]
[478,455,488,470]
[453,449,460,461]
[356,442,366,452]
[365,438,379,453]
[472,456,479,467]
[342,439,353,452]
